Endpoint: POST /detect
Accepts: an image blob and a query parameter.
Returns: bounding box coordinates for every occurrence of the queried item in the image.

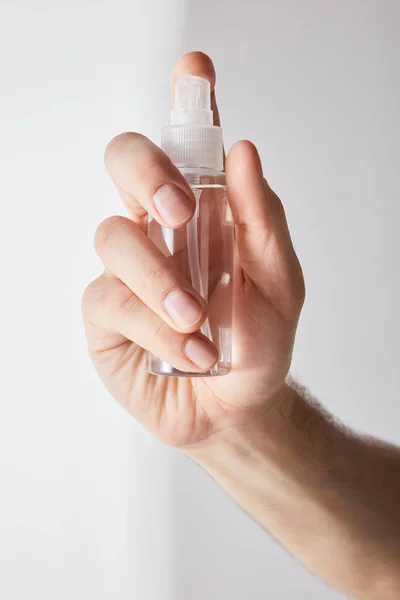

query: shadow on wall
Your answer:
[171,0,400,598]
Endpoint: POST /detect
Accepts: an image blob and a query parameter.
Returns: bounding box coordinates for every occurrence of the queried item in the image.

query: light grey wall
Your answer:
[0,1,185,598]
[172,1,400,598]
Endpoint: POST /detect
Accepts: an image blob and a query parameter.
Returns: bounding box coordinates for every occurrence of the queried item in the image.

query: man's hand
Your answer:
[82,52,400,599]
[82,52,305,448]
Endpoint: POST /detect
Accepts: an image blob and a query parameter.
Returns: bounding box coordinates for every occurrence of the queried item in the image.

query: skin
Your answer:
[82,52,400,599]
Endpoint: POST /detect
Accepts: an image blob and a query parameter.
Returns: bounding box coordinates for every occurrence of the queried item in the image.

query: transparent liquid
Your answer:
[147,172,233,377]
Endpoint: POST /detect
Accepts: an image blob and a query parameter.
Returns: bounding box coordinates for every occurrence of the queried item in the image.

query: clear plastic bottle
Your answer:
[147,75,233,377]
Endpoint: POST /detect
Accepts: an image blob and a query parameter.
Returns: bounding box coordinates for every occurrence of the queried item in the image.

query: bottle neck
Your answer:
[179,169,226,188]
[179,166,224,175]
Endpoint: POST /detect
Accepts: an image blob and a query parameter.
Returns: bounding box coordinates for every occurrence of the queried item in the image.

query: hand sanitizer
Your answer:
[147,74,233,377]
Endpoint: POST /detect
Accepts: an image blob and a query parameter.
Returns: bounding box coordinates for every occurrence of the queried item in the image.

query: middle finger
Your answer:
[94,215,207,333]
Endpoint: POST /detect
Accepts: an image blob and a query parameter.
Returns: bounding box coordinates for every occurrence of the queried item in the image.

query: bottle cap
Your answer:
[161,74,223,171]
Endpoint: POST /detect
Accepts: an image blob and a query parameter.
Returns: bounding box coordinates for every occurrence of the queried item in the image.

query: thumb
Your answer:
[226,140,305,320]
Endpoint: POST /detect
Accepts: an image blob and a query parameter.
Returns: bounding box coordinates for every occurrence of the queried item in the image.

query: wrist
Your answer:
[185,380,341,490]
[183,382,329,528]
[185,382,294,468]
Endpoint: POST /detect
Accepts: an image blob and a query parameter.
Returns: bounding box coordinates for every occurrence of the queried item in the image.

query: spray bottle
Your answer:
[147,74,233,376]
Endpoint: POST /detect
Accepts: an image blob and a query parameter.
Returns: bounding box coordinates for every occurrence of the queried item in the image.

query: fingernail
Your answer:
[185,337,218,370]
[153,184,193,225]
[164,289,203,329]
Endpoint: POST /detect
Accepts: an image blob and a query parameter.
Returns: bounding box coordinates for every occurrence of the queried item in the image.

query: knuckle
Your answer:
[106,285,140,317]
[94,216,126,252]
[104,131,146,163]
[151,319,169,343]
[81,275,106,319]
[82,274,140,323]
[81,282,94,318]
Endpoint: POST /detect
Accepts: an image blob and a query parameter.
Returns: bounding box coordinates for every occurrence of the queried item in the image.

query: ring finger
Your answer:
[82,273,218,373]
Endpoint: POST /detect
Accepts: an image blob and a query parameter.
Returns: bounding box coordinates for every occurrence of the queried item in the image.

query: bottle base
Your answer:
[148,356,231,378]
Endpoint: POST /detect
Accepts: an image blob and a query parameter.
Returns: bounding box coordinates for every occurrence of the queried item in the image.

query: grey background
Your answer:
[174,1,400,598]
[0,0,399,598]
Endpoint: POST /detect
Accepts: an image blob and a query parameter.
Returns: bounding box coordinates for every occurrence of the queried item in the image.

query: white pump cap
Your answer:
[161,74,223,171]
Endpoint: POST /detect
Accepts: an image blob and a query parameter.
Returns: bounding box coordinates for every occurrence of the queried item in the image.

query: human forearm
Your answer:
[187,382,400,599]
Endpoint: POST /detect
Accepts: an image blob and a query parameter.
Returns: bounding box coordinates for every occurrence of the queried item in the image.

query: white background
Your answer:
[1,1,399,598]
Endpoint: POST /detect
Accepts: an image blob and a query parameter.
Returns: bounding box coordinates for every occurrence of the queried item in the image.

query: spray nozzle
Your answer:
[171,74,213,126]
[162,73,223,171]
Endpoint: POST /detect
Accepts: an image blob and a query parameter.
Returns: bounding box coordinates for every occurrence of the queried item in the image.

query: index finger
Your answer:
[105,53,223,229]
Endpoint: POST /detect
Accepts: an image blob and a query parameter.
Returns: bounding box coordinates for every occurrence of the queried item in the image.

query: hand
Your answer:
[82,52,305,448]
